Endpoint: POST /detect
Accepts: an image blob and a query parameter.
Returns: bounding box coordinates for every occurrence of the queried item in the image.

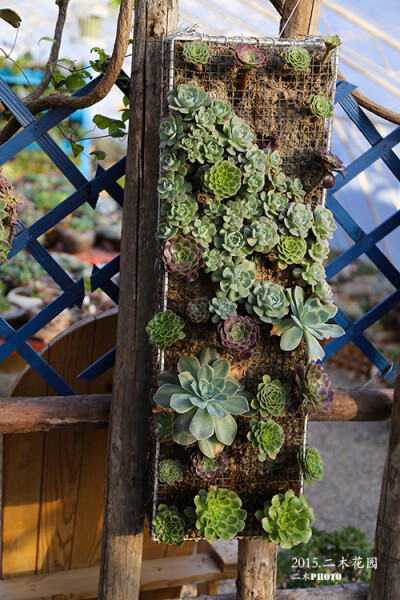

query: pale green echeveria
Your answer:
[194,106,216,132]
[309,93,333,118]
[252,374,291,417]
[242,194,263,218]
[191,215,217,248]
[154,347,254,458]
[210,98,232,124]
[247,418,285,461]
[199,136,224,164]
[183,40,211,65]
[209,291,238,323]
[284,46,311,71]
[308,238,330,262]
[160,149,187,174]
[271,286,345,361]
[219,115,254,155]
[268,170,287,193]
[261,190,289,217]
[203,247,226,273]
[222,199,246,229]
[212,258,257,302]
[313,279,333,303]
[293,258,326,289]
[204,160,242,199]
[194,488,247,542]
[179,135,201,163]
[312,206,336,240]
[160,114,184,148]
[266,149,283,170]
[156,217,178,241]
[189,125,205,142]
[167,83,210,119]
[161,195,198,233]
[243,172,265,194]
[158,171,192,203]
[274,235,307,269]
[279,202,313,238]
[286,177,305,200]
[246,280,290,324]
[239,144,269,175]
[204,196,225,218]
[214,226,249,259]
[244,216,279,253]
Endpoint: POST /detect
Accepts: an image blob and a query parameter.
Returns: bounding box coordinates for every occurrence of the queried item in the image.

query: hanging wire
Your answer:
[279,0,303,38]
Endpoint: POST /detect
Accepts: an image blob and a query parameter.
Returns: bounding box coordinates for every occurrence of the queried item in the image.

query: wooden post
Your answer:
[237,539,277,600]
[279,0,322,38]
[368,362,400,600]
[97,1,178,598]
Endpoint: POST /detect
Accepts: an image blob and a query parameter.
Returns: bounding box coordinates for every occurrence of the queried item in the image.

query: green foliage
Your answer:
[204,160,242,199]
[244,217,279,253]
[247,418,285,461]
[159,115,184,148]
[156,217,178,241]
[186,296,210,323]
[214,226,248,259]
[0,250,44,286]
[323,35,342,50]
[162,196,198,234]
[242,194,263,218]
[220,115,254,155]
[153,505,187,547]
[209,291,238,323]
[286,177,305,200]
[294,361,334,414]
[234,45,267,70]
[0,8,21,28]
[293,258,326,289]
[162,235,204,282]
[274,235,308,269]
[309,93,334,118]
[308,238,330,262]
[203,247,225,272]
[153,411,175,444]
[298,447,324,485]
[251,374,290,417]
[191,215,217,247]
[160,149,187,173]
[212,258,257,301]
[245,281,289,324]
[312,206,337,240]
[222,199,246,229]
[262,190,288,217]
[204,197,225,219]
[167,83,210,118]
[191,451,228,482]
[199,136,224,163]
[183,41,211,65]
[313,280,333,303]
[146,310,185,349]
[279,202,313,238]
[284,46,310,71]
[158,459,184,485]
[210,98,232,124]
[243,172,265,194]
[157,171,192,203]
[194,488,247,542]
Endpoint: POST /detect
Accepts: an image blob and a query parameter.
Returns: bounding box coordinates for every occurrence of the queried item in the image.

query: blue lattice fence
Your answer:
[0,74,398,394]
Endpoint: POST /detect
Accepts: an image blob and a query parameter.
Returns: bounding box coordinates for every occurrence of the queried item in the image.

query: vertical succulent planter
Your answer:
[146,35,342,544]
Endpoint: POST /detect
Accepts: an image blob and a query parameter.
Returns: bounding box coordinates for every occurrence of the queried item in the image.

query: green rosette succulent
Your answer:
[255,491,315,549]
[167,83,210,118]
[210,98,232,124]
[204,197,225,219]
[153,411,175,444]
[313,280,333,303]
[183,40,211,65]
[268,170,287,193]
[158,171,192,203]
[194,106,216,132]
[274,235,307,269]
[293,361,334,414]
[160,114,184,148]
[261,190,288,217]
[323,34,342,50]
[156,217,178,241]
[191,215,217,248]
[244,216,279,253]
[266,149,283,170]
[239,144,269,175]
[191,451,228,482]
[160,149,187,174]
[293,258,326,289]
[203,247,226,273]
[199,136,225,164]
[286,177,305,200]
[247,418,285,461]
[298,447,324,485]
[279,202,313,238]
[209,291,238,323]
[179,135,201,163]
[284,46,311,71]
[153,505,187,547]
[312,205,337,240]
[243,172,265,194]
[162,196,198,233]
[158,459,184,485]
[271,286,345,361]
[162,235,205,282]
[308,238,330,262]
[204,160,242,199]
[154,347,254,458]
[146,310,185,349]
[220,115,254,155]
[245,281,290,324]
[309,93,333,118]
[242,194,263,218]
[214,226,249,259]
[212,258,257,301]
[222,199,246,229]
[252,374,291,417]
[194,488,247,542]
[186,297,210,323]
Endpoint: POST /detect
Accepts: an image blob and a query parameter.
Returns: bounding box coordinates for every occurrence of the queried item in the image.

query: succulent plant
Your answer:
[214,226,249,259]
[153,411,175,443]
[194,488,247,542]
[160,148,187,174]
[217,315,260,359]
[293,361,334,413]
[160,114,184,148]
[309,93,333,118]
[154,347,254,458]
[162,196,198,233]
[239,144,269,175]
[146,310,185,349]
[194,106,216,132]
[251,374,291,418]
[191,451,228,482]
[191,215,217,247]
[220,115,254,155]
[158,459,184,485]
[298,447,324,485]
[167,83,210,118]
[242,194,263,218]
[308,238,330,262]
[209,291,238,323]
[286,177,305,200]
[204,196,225,219]
[222,199,246,229]
[313,279,333,303]
[153,504,187,546]
[255,491,315,549]
[204,160,242,199]
[183,40,211,65]
[261,190,289,217]
[234,45,267,70]
[186,296,210,323]
[247,418,285,461]
[274,235,308,269]
[179,135,201,163]
[268,170,287,193]
[199,136,225,163]
[212,258,257,301]
[323,34,342,50]
[314,147,346,176]
[246,281,290,324]
[162,235,204,282]
[243,172,265,194]
[271,286,344,361]
[158,171,192,203]
[244,217,279,253]
[210,98,232,124]
[279,202,313,238]
[266,149,283,170]
[156,217,178,241]
[203,247,226,273]
[312,205,337,240]
[293,258,326,289]
[284,46,311,71]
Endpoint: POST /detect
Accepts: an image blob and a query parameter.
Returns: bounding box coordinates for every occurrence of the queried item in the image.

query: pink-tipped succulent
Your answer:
[234,45,267,70]
[292,362,334,414]
[314,147,346,177]
[162,235,204,282]
[217,315,260,359]
[186,297,210,323]
[191,451,228,482]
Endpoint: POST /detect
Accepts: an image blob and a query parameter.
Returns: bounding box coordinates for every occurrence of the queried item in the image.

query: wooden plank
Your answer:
[311,388,393,422]
[237,539,276,600]
[202,540,238,572]
[170,583,369,598]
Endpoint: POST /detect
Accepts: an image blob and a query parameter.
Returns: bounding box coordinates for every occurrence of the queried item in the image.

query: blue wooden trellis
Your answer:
[0,73,398,395]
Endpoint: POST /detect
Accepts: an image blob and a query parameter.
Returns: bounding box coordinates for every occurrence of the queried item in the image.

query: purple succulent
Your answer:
[314,147,346,177]
[191,451,228,482]
[292,362,334,414]
[217,315,260,359]
[162,235,204,282]
[234,45,267,70]
[186,297,210,323]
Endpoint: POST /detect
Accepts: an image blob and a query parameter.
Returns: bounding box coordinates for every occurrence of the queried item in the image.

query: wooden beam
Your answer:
[311,388,393,422]
[279,0,322,38]
[237,539,276,600]
[172,583,369,599]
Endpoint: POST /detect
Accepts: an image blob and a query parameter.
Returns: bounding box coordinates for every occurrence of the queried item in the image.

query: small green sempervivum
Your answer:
[146,310,185,349]
[183,40,211,65]
[204,160,242,199]
[298,447,324,485]
[194,488,247,542]
[204,197,225,219]
[222,199,246,229]
[279,202,313,238]
[153,505,187,547]
[160,114,184,148]
[167,83,210,119]
[210,98,232,124]
[312,205,337,240]
[220,115,254,155]
[242,194,263,218]
[252,375,291,417]
[191,451,228,482]
[313,280,333,303]
[186,296,210,323]
[158,171,192,203]
[214,226,249,259]
[308,238,330,262]
[268,170,288,193]
[153,411,175,444]
[194,107,216,132]
[244,216,279,253]
[293,361,334,414]
[243,172,265,194]
[239,144,269,175]
[218,315,260,360]
[309,93,333,118]
[323,34,342,50]
[162,196,198,233]
[156,217,178,241]
[179,135,201,163]
[246,281,290,324]
[158,459,184,485]
[203,247,225,273]
[286,177,305,200]
[255,491,315,549]
[261,190,289,217]
[247,418,285,461]
[199,136,225,164]
[154,347,254,458]
[274,235,307,269]
[191,215,217,248]
[266,148,283,170]
[284,46,311,71]
[160,149,187,174]
[209,291,238,323]
[162,235,205,282]
[293,258,326,289]
[271,287,344,361]
[234,45,267,70]
[212,258,257,301]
